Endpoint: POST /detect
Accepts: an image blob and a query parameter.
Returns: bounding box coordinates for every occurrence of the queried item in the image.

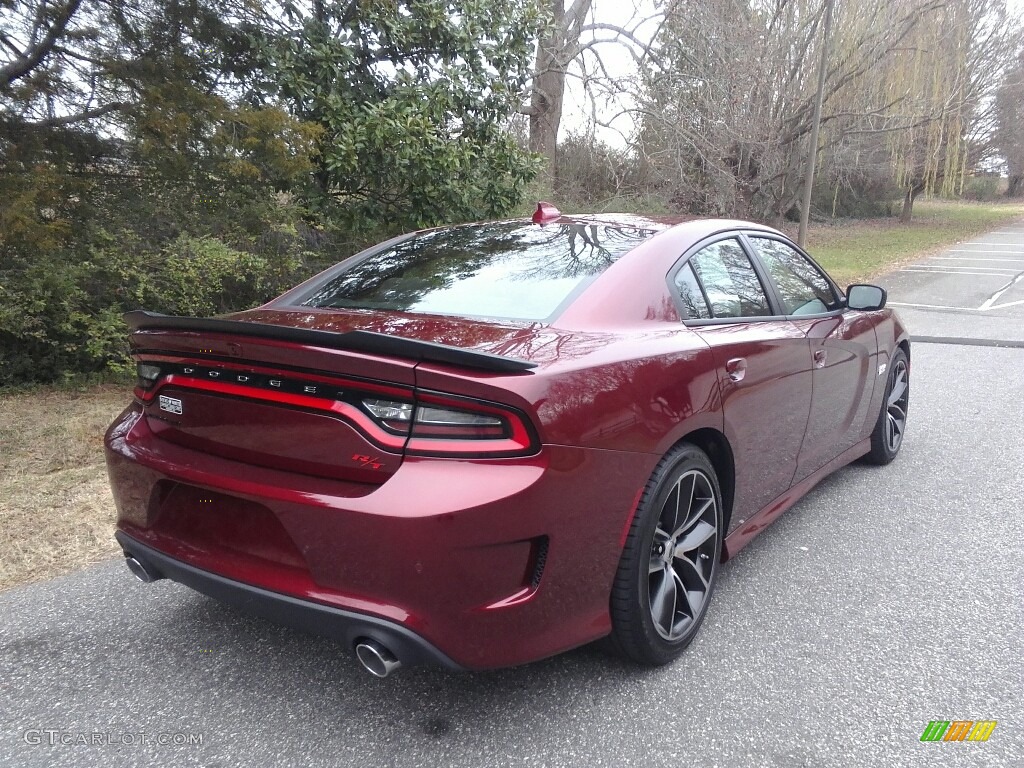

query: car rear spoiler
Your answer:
[123,311,537,373]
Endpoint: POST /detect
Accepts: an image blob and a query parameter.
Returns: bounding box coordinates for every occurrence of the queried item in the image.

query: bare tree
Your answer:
[627,0,1017,222]
[521,0,663,182]
[798,0,835,246]
[994,45,1024,196]
[638,0,935,220]
[522,0,594,178]
[880,0,1019,220]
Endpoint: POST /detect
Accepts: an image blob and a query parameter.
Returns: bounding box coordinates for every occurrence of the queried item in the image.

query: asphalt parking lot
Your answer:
[1,224,1022,767]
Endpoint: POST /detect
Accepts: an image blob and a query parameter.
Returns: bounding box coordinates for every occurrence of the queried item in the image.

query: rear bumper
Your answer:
[115,531,463,669]
[105,403,656,670]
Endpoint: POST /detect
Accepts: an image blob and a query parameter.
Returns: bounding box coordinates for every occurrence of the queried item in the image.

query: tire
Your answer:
[865,347,910,465]
[608,443,723,665]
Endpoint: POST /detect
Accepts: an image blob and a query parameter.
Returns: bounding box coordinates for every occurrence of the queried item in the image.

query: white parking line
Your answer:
[911,262,1020,269]
[888,301,985,311]
[948,249,1024,254]
[980,272,1024,311]
[907,267,1021,274]
[899,268,1015,276]
[926,256,1024,262]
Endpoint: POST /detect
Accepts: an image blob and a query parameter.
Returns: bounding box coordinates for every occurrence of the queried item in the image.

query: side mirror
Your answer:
[846,284,887,311]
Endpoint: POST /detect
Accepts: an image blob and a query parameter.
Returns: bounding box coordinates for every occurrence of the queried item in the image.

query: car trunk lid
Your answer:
[127,310,537,484]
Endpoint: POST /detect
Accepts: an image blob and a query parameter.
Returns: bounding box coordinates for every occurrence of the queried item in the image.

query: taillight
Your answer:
[362,399,415,433]
[136,362,162,391]
[131,358,538,458]
[412,405,506,438]
[360,394,538,457]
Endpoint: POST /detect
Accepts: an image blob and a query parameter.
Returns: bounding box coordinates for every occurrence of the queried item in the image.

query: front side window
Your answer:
[297,221,661,322]
[748,237,840,315]
[687,239,771,319]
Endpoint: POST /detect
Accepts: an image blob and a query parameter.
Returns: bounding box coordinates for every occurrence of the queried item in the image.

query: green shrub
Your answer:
[0,216,353,386]
[961,174,1005,201]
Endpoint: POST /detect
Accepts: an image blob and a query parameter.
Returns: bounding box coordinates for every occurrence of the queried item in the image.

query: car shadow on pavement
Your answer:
[152,574,697,736]
[131,460,883,742]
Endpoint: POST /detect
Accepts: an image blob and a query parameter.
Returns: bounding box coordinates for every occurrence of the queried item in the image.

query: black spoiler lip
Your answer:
[123,311,537,373]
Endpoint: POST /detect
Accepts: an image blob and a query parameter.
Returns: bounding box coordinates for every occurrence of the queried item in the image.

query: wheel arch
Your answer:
[606,426,734,664]
[671,428,736,534]
[897,338,910,364]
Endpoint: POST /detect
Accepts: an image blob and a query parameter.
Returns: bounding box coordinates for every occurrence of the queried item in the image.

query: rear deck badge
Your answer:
[159,395,183,415]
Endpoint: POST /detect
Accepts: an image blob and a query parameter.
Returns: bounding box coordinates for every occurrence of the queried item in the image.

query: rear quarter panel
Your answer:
[414,326,722,455]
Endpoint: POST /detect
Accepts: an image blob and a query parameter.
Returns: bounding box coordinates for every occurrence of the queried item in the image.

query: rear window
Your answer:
[297,221,660,321]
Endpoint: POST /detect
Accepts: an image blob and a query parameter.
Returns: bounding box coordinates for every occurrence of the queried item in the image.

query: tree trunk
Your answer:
[529,40,566,182]
[797,0,834,248]
[526,0,592,184]
[1006,175,1023,198]
[899,184,924,223]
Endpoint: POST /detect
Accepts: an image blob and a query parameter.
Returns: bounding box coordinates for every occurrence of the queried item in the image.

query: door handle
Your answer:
[726,357,747,382]
[813,349,827,368]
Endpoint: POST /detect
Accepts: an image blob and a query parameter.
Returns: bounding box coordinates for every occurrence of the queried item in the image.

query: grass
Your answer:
[800,199,1024,285]
[2,198,1022,592]
[0,383,130,590]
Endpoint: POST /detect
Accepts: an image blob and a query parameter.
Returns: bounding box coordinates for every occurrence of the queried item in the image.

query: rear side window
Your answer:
[748,237,840,315]
[688,239,771,318]
[674,262,712,319]
[298,221,660,322]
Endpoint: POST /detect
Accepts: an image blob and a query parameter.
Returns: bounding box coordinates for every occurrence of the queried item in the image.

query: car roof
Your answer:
[542,212,682,230]
[550,215,788,329]
[405,211,785,248]
[542,212,783,240]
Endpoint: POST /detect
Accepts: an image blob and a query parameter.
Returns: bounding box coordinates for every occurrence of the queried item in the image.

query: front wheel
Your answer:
[865,348,909,465]
[608,444,723,665]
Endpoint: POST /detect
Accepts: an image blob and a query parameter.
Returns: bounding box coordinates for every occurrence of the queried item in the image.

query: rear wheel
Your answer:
[609,444,723,665]
[865,348,909,465]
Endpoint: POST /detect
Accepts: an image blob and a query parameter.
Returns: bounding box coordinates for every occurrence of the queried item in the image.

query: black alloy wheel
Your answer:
[609,443,723,665]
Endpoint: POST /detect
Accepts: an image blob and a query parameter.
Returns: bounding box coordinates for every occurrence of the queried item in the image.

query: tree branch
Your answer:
[24,101,128,128]
[0,0,84,90]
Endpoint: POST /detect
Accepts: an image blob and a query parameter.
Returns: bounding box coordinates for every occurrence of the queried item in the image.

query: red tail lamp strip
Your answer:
[138,375,408,451]
[136,370,539,458]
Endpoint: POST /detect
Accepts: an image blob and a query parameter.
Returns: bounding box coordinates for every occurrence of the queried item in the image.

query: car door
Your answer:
[671,236,813,532]
[743,234,878,483]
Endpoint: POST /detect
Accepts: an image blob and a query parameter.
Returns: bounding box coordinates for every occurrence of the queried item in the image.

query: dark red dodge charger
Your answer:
[105,205,910,675]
